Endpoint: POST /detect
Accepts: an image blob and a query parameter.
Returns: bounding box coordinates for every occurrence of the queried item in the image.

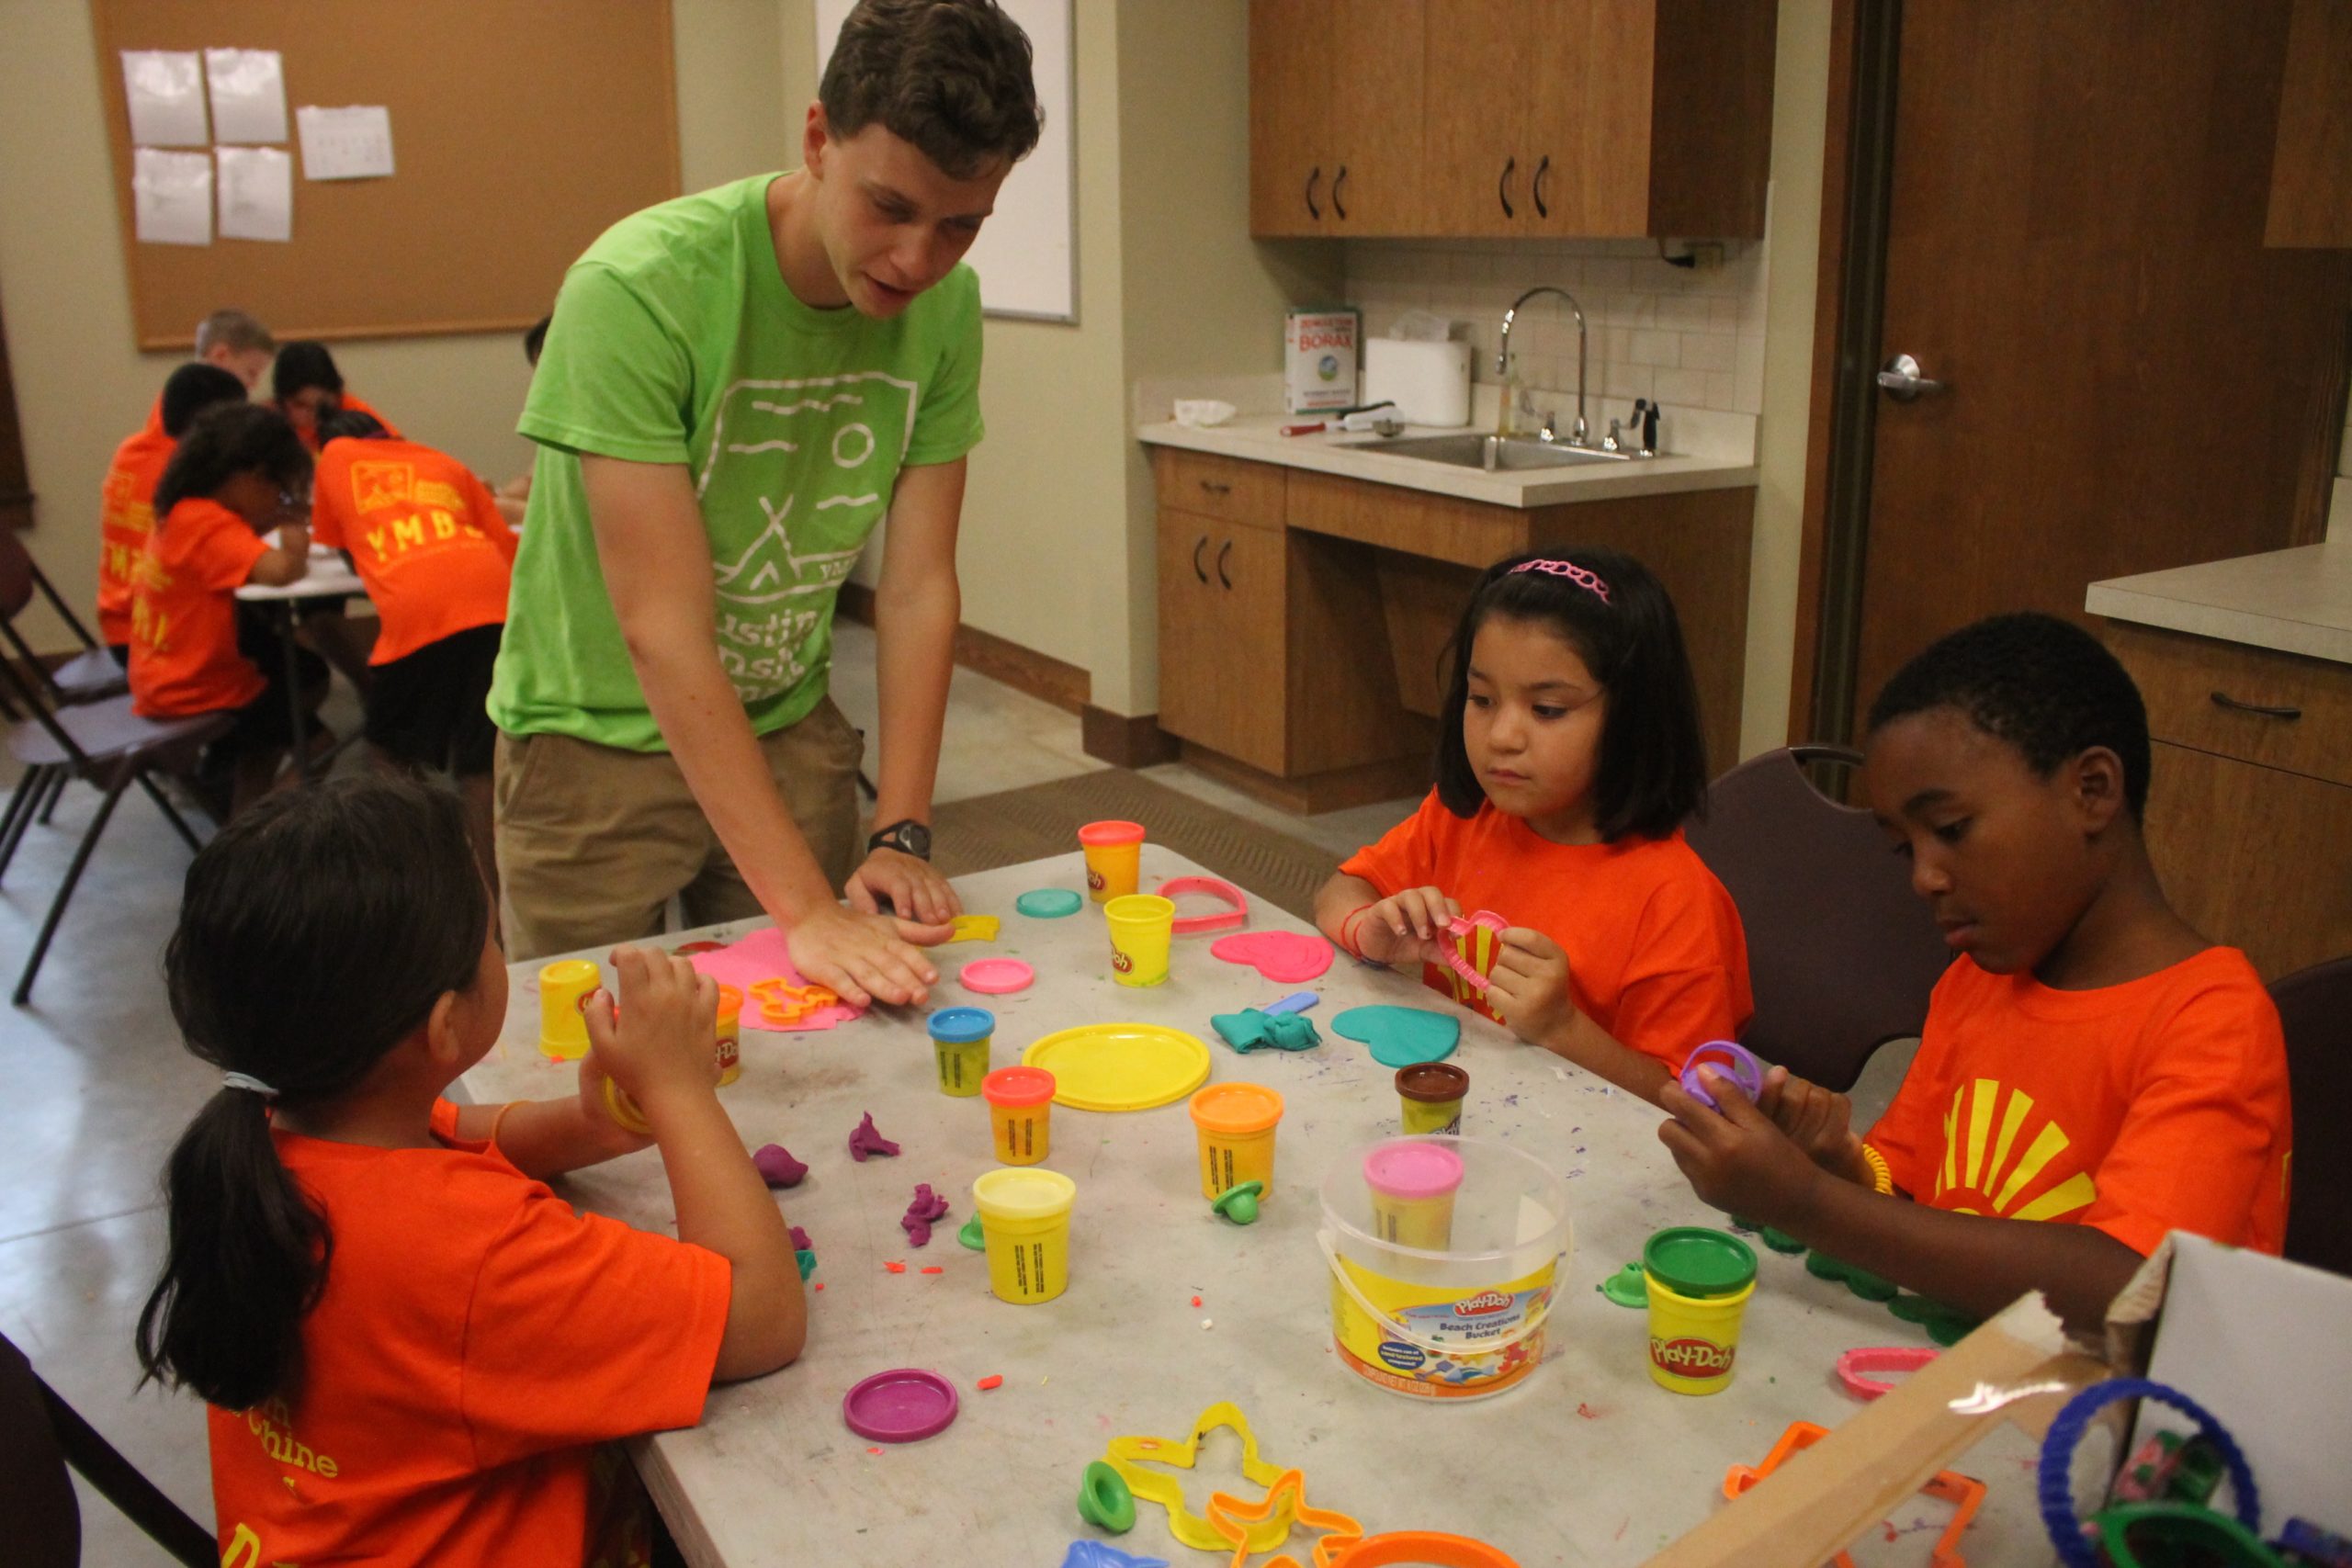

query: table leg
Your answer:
[277,606,312,784]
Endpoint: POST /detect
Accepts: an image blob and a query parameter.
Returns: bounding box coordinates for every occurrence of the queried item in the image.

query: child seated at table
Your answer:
[270,339,401,455]
[1659,613,2291,1332]
[96,363,246,662]
[311,409,518,881]
[130,403,322,817]
[136,775,802,1567]
[1315,548,1751,1101]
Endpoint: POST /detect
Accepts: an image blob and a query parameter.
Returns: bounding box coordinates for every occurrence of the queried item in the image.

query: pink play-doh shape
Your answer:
[1159,875,1249,934]
[958,957,1035,996]
[1209,931,1334,983]
[1835,1345,1939,1399]
[899,1183,951,1247]
[689,927,864,1033]
[848,1112,900,1161]
[1441,910,1509,991]
[753,1145,808,1187]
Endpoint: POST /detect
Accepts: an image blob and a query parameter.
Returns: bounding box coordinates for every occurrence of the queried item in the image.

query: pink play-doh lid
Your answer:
[1362,1141,1466,1201]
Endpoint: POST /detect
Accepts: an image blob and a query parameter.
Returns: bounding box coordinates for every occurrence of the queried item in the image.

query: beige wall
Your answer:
[0,0,784,649]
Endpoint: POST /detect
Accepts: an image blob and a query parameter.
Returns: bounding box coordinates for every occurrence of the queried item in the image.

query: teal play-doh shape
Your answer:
[1806,1249,1898,1302]
[1016,888,1085,919]
[1210,1009,1321,1054]
[1597,1261,1648,1307]
[1331,1004,1461,1067]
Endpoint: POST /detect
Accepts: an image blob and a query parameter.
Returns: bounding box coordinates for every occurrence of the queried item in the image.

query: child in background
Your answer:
[1660,614,2291,1331]
[130,403,319,815]
[1316,549,1750,1100]
[271,339,401,455]
[136,776,801,1566]
[311,408,519,882]
[493,313,552,526]
[96,363,245,661]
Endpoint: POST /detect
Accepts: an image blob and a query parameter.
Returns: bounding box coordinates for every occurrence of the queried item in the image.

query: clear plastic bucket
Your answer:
[1318,1135,1573,1401]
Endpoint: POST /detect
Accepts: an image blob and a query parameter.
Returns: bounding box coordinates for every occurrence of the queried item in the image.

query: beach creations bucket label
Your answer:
[1329,1256,1555,1399]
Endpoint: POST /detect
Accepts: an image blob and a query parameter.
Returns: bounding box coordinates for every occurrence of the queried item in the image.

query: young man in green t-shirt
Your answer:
[488,0,1040,1007]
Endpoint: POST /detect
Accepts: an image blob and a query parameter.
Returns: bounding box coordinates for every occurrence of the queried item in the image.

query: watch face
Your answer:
[900,822,933,858]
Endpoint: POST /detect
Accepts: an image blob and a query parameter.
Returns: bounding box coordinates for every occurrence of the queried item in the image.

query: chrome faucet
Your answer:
[1498,286,1589,446]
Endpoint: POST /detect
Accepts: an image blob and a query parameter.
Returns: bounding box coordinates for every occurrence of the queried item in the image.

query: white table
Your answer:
[234,548,366,780]
[461,848,2049,1567]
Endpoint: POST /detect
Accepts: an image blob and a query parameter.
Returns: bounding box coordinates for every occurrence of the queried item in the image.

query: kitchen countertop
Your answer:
[1138,413,1759,510]
[2085,539,2352,665]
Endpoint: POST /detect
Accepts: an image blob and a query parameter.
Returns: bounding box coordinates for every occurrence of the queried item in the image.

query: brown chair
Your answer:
[2269,955,2351,1278]
[1683,745,1953,1091]
[0,1331,215,1567]
[0,530,133,831]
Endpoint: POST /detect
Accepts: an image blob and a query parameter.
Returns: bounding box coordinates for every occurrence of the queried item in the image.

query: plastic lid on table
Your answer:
[841,1368,959,1443]
[1642,1226,1758,1298]
[972,1166,1077,1222]
[926,1005,996,1043]
[1362,1140,1465,1201]
[981,1065,1057,1107]
[1078,819,1146,846]
[1022,1022,1212,1111]
[1188,1082,1284,1135]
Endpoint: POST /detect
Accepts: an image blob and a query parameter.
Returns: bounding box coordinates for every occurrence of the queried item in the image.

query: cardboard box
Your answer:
[1285,308,1359,413]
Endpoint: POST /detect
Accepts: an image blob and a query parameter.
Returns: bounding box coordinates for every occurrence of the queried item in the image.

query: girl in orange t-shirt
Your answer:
[1317,548,1751,1102]
[135,775,804,1568]
[271,339,401,455]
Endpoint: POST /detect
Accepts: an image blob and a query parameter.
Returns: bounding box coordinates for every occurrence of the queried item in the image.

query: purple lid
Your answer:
[1363,1141,1465,1201]
[841,1368,960,1443]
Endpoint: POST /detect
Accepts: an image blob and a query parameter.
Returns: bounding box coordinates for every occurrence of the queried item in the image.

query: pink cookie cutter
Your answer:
[1159,875,1249,935]
[1836,1345,1939,1400]
[1441,911,1509,991]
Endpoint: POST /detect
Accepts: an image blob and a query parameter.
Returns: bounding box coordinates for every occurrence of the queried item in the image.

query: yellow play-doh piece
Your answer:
[947,914,1001,943]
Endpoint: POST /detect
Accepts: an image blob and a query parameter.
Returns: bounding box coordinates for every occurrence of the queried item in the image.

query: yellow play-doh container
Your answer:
[928,1006,994,1098]
[1103,893,1174,987]
[1189,1082,1283,1201]
[537,959,600,1061]
[714,985,742,1087]
[1078,819,1145,902]
[973,1167,1076,1304]
[1641,1227,1758,1395]
[982,1066,1056,1165]
[1363,1141,1466,1250]
[1395,1062,1470,1136]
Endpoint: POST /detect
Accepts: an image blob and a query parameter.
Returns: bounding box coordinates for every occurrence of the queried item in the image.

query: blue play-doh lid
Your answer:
[927,1006,995,1044]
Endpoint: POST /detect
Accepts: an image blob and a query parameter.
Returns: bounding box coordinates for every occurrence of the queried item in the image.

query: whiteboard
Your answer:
[813,0,1075,323]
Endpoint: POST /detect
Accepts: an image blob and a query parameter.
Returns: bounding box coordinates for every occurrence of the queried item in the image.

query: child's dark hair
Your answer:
[152,402,311,518]
[317,408,390,446]
[1867,612,2153,819]
[271,339,344,403]
[820,0,1042,179]
[1435,548,1709,840]
[523,313,551,367]
[135,776,491,1410]
[159,363,245,438]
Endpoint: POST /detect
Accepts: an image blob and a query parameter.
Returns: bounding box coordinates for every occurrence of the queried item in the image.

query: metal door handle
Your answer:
[1498,156,1516,219]
[2210,692,2301,720]
[1333,164,1349,221]
[1193,536,1208,583]
[1532,154,1551,219]
[1876,353,1948,400]
[1305,166,1321,220]
[1216,540,1234,590]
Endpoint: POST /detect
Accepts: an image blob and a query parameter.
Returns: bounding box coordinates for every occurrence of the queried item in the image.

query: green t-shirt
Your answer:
[489,173,985,750]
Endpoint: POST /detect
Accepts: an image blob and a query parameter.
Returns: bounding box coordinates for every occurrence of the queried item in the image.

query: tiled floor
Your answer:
[0,621,1420,1562]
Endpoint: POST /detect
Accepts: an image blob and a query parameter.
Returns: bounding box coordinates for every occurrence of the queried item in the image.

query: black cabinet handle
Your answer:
[1193,536,1208,584]
[2210,691,2301,720]
[1532,154,1551,219]
[1305,166,1321,220]
[1333,164,1349,220]
[1216,540,1234,590]
[1198,479,1230,496]
[1498,156,1516,219]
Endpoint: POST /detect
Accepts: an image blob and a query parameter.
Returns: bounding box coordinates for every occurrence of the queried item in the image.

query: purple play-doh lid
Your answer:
[1362,1141,1466,1201]
[841,1368,960,1443]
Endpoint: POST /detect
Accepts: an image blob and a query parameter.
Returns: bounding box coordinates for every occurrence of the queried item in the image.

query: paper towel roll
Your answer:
[1364,338,1473,428]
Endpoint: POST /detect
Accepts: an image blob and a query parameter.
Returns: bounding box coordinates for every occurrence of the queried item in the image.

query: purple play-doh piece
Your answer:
[752,1144,808,1187]
[848,1111,900,1162]
[789,1224,811,1252]
[899,1183,951,1247]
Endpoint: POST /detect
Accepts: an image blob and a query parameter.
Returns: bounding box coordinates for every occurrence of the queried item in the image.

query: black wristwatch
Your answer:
[866,819,933,861]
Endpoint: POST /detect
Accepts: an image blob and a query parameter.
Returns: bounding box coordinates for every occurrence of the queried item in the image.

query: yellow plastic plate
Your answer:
[1022,1022,1212,1112]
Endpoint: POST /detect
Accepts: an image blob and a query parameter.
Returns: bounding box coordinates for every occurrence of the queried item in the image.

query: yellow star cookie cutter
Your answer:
[947,914,1000,943]
[1102,1401,1296,1553]
[1206,1468,1363,1568]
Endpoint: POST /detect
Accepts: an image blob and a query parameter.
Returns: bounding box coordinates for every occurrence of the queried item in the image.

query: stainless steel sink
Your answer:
[1364,434,1645,471]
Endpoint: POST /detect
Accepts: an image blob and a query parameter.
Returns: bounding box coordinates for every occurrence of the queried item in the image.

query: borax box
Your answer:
[1285,308,1360,412]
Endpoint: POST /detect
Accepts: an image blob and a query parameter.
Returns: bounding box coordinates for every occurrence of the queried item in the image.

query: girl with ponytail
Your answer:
[136,775,802,1565]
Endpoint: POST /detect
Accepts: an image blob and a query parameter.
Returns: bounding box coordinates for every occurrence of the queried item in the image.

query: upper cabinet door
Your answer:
[1325,3,1429,235]
[1419,0,1530,237]
[1250,0,1331,237]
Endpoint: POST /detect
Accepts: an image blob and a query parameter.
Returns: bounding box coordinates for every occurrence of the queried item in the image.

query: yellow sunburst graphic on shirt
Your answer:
[1930,1077,2098,1222]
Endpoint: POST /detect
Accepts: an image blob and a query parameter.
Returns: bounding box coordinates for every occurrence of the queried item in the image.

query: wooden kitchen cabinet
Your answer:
[2103,620,2352,980]
[1249,0,1426,237]
[1157,507,1288,774]
[2264,0,2352,248]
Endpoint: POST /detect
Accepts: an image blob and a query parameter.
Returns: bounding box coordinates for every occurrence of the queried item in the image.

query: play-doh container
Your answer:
[1319,1136,1571,1401]
[972,1167,1076,1304]
[1078,819,1145,901]
[1641,1227,1758,1395]
[1103,894,1175,987]
[714,985,742,1087]
[537,959,600,1061]
[982,1065,1056,1164]
[1395,1062,1470,1135]
[1189,1082,1283,1201]
[928,1006,994,1097]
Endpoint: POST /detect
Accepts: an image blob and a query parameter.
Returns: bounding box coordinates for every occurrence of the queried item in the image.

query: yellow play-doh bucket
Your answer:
[973,1167,1076,1304]
[1641,1227,1758,1395]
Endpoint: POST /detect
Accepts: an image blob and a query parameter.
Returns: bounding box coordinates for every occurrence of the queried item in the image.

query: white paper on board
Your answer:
[120,51,209,146]
[216,146,292,242]
[295,106,395,181]
[205,49,288,144]
[132,147,214,245]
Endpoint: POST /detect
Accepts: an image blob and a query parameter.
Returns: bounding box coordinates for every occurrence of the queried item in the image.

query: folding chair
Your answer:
[0,530,136,831]
[2269,954,2352,1278]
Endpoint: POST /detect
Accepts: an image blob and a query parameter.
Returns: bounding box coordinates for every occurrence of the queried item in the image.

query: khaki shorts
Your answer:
[493,697,864,961]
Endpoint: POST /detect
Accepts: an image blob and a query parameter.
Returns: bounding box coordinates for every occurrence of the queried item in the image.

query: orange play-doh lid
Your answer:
[716,985,742,1024]
[982,1066,1057,1108]
[1189,1082,1283,1135]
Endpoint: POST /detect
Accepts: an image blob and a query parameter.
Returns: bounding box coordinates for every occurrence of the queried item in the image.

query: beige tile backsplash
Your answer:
[1341,234,1771,419]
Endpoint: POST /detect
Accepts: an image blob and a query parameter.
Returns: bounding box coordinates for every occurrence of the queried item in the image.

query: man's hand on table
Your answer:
[846,844,963,926]
[787,903,953,1010]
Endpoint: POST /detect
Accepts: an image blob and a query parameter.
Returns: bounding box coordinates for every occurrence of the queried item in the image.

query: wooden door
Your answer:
[1420,0,1527,237]
[1156,510,1287,773]
[1847,0,2352,731]
[1524,0,1640,237]
[1249,0,1329,237]
[1326,4,1427,235]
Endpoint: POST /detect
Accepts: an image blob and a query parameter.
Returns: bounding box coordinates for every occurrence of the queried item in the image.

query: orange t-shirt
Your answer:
[1866,948,2292,1257]
[311,435,517,664]
[1340,792,1752,1069]
[128,498,268,717]
[209,1100,730,1568]
[292,392,401,454]
[96,423,175,646]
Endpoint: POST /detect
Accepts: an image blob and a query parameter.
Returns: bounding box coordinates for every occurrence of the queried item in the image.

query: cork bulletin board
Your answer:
[91,0,682,348]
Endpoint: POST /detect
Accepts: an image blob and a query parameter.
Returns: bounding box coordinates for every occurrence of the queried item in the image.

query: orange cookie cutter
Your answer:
[748,976,838,1024]
[1205,1468,1362,1568]
[1723,1421,1984,1568]
[1327,1534,1521,1568]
